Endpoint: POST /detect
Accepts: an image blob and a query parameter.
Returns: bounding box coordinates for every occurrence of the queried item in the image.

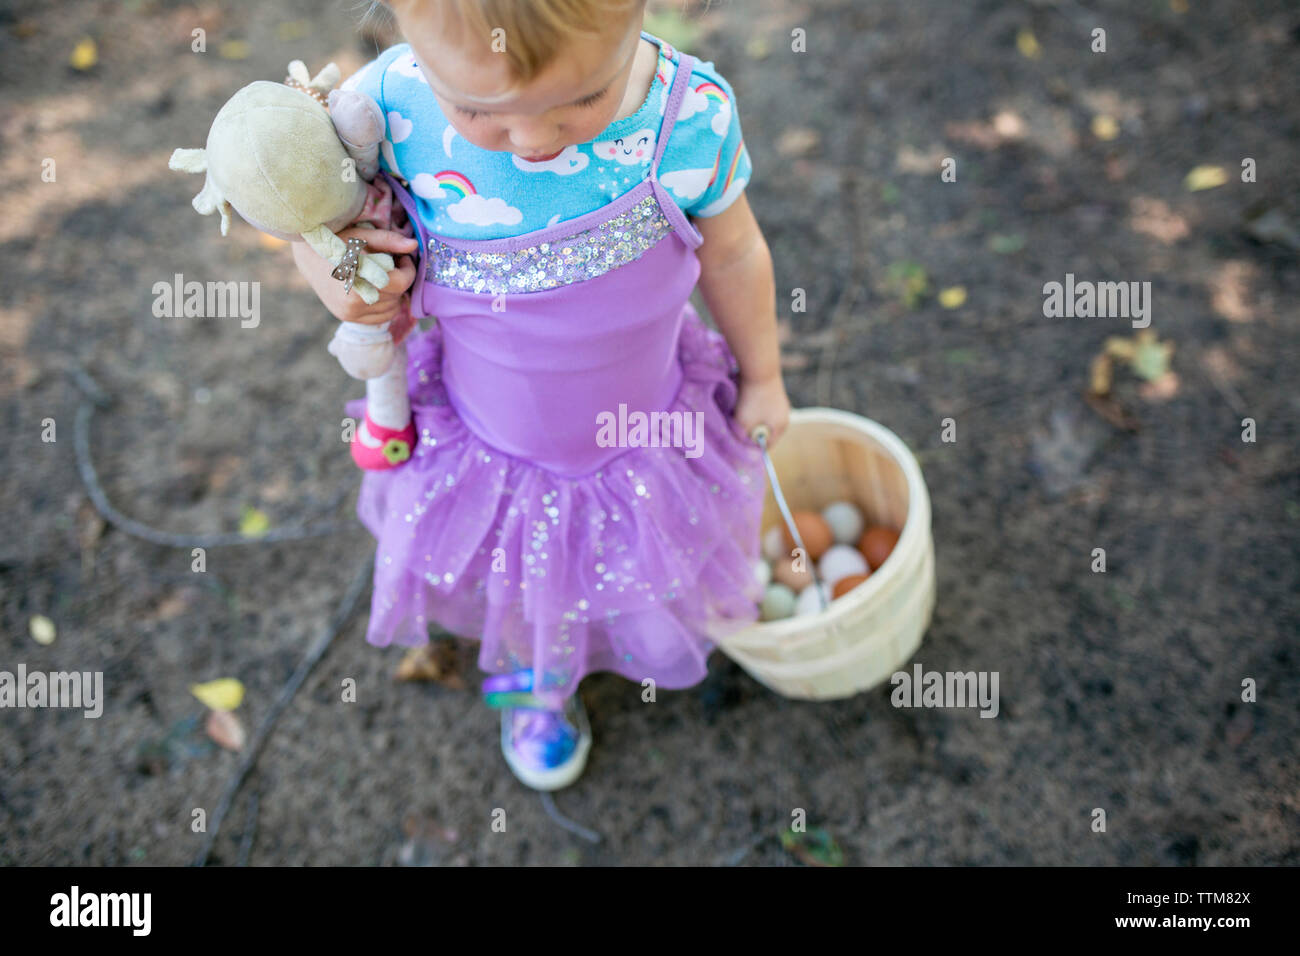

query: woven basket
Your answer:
[716,407,936,701]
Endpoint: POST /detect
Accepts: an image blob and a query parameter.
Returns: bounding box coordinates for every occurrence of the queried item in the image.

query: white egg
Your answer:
[760,583,797,621]
[822,501,865,545]
[817,544,869,588]
[761,525,787,562]
[753,559,772,587]
[795,582,833,617]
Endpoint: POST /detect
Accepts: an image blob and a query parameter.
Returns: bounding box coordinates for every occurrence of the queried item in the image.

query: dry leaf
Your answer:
[1184,165,1228,192]
[395,642,466,689]
[1091,114,1119,141]
[1089,353,1113,395]
[218,39,251,60]
[205,709,246,751]
[1016,28,1041,60]
[1105,336,1137,360]
[1209,261,1256,323]
[1131,330,1173,382]
[69,37,97,70]
[77,502,105,551]
[276,20,311,41]
[992,111,1026,139]
[29,615,56,646]
[147,591,194,624]
[239,506,270,538]
[1129,197,1190,244]
[938,286,967,309]
[1084,391,1140,432]
[895,144,946,174]
[776,127,820,157]
[1138,370,1180,401]
[191,678,245,711]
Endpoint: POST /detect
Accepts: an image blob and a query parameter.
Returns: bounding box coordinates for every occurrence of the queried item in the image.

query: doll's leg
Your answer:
[351,343,415,470]
[364,343,410,430]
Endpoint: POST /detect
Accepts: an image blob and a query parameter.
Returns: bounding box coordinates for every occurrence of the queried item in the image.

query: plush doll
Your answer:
[169,61,417,469]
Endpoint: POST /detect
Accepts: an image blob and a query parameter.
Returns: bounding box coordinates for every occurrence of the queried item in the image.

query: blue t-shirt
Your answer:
[342,31,752,240]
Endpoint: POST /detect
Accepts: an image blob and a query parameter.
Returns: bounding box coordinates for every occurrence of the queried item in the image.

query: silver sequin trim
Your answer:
[426,192,673,294]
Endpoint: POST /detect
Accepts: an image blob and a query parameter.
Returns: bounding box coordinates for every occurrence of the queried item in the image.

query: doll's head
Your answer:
[169,61,370,240]
[379,0,648,161]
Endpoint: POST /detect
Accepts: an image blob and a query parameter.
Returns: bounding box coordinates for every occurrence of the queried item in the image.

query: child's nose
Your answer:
[508,121,558,153]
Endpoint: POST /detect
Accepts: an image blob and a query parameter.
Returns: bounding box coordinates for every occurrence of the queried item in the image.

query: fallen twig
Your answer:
[192,554,374,866]
[539,792,603,844]
[70,366,352,548]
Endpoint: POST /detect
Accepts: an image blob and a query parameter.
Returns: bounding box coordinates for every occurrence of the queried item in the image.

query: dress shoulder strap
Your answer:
[651,51,697,174]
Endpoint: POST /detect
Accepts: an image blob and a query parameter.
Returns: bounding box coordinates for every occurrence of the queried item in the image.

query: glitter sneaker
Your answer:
[482,670,591,791]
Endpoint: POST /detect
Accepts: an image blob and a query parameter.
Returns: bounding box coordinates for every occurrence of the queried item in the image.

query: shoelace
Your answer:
[481,669,568,712]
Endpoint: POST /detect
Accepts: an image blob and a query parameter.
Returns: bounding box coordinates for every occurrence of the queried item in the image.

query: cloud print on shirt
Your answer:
[709,100,733,136]
[695,177,748,217]
[387,54,425,82]
[676,87,732,134]
[381,140,404,179]
[660,167,714,201]
[592,130,655,165]
[511,146,590,175]
[675,88,711,123]
[387,111,413,143]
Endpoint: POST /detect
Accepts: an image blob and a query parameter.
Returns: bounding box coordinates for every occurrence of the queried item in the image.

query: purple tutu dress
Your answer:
[345,53,765,699]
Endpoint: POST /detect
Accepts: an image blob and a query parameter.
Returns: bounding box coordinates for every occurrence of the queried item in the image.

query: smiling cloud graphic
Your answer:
[592,129,655,165]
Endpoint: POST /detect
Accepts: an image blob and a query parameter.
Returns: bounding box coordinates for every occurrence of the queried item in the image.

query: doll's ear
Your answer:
[168,147,207,174]
[310,62,341,94]
[170,150,231,234]
[191,176,233,235]
[286,60,311,87]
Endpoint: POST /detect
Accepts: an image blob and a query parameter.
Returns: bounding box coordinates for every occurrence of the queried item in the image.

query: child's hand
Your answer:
[735,374,791,449]
[291,227,420,326]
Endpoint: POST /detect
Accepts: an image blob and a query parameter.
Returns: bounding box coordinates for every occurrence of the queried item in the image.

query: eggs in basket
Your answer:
[756,501,901,622]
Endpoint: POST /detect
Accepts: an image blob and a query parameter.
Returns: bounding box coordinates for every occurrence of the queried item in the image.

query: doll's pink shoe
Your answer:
[351,410,416,470]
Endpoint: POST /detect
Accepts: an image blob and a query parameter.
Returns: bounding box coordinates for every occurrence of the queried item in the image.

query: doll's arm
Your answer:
[301,224,395,305]
[328,89,385,182]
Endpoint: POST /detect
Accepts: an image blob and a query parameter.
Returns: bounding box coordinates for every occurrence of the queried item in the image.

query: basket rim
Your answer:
[721,407,932,644]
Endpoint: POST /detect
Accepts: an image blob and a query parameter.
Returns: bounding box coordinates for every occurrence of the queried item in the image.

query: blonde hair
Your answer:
[384,0,648,85]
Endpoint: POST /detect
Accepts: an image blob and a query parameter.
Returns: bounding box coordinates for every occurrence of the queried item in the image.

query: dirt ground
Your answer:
[1,0,1297,866]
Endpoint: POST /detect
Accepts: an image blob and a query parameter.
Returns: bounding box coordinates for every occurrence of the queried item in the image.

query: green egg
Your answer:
[760,583,797,621]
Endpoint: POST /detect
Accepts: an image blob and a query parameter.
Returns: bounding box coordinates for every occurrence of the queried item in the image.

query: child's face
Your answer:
[395,6,644,162]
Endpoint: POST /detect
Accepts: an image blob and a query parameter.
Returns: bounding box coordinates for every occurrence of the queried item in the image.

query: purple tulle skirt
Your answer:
[345,306,765,698]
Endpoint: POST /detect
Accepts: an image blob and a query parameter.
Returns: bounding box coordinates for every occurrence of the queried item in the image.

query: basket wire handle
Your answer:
[750,424,831,612]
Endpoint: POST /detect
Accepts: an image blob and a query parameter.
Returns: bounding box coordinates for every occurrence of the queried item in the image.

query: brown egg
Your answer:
[771,555,813,592]
[859,526,900,571]
[782,510,834,560]
[832,571,871,599]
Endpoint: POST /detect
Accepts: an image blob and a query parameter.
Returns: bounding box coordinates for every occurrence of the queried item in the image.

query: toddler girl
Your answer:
[293,0,790,790]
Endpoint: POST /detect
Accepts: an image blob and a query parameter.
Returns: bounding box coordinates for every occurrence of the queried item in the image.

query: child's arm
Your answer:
[694,193,791,446]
